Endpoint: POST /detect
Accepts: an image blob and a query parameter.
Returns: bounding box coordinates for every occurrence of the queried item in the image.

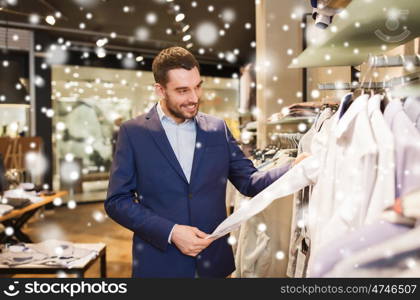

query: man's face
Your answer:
[156,67,203,123]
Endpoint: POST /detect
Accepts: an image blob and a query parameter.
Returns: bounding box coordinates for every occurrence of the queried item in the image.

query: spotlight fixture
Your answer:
[175,13,185,22]
[45,15,56,25]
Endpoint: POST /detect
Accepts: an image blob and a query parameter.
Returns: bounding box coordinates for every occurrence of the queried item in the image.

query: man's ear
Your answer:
[154,83,165,99]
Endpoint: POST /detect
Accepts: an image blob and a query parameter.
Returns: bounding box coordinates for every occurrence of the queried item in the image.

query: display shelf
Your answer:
[290,0,420,68]
[267,116,315,126]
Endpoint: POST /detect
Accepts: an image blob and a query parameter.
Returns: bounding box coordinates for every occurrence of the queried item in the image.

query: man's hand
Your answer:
[292,152,311,167]
[171,225,214,257]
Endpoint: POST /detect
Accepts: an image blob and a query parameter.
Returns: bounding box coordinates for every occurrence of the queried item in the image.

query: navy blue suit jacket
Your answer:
[105,105,290,278]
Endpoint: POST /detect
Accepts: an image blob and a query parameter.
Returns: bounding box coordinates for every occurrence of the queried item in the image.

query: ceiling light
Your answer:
[175,13,185,22]
[182,24,190,32]
[96,47,106,58]
[136,56,144,62]
[96,38,108,47]
[182,34,191,42]
[45,15,56,25]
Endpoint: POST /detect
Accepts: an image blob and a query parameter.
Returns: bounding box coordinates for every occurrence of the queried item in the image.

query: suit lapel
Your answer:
[145,105,189,184]
[190,113,208,186]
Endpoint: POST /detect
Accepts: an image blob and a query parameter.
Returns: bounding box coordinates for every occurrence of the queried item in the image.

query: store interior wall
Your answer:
[255,0,309,277]
[256,0,309,149]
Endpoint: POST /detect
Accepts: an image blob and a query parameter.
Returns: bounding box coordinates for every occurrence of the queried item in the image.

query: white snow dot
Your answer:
[257,223,267,232]
[227,236,237,245]
[67,200,77,209]
[275,251,285,260]
[5,227,14,236]
[53,197,63,206]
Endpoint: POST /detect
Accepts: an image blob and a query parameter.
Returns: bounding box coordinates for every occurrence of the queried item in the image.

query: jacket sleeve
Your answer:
[225,122,291,197]
[104,124,175,252]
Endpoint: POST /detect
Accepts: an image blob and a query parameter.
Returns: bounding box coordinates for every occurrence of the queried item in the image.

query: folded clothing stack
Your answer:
[1,196,31,209]
[0,240,98,267]
[0,204,14,216]
[2,188,43,208]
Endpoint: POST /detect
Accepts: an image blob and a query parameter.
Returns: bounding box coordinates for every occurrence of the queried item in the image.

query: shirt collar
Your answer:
[334,94,369,139]
[157,101,195,125]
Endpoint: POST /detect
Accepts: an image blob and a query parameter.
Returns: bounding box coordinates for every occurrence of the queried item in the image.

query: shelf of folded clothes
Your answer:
[0,190,67,222]
[0,240,106,277]
[290,0,420,68]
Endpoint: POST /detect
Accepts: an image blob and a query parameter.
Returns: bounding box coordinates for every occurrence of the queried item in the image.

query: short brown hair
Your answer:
[152,46,200,86]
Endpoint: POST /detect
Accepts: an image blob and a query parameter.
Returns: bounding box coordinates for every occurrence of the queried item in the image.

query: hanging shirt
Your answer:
[364,95,396,224]
[287,107,335,278]
[233,152,295,278]
[307,94,378,275]
[326,225,420,278]
[383,100,420,198]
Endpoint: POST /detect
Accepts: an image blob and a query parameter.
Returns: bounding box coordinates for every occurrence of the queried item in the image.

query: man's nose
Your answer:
[189,90,199,103]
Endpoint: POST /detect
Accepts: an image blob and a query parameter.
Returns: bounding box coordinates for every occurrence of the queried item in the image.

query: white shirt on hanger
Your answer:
[307,94,378,275]
[364,94,395,224]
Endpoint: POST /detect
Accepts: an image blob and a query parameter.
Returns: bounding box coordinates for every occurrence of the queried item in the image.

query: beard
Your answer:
[164,94,200,121]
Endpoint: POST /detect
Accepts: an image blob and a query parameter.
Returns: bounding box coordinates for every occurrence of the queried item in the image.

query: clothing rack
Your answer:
[271,133,303,150]
[318,71,420,90]
[368,54,420,68]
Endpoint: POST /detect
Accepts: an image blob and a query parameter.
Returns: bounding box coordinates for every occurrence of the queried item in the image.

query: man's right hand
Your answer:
[171,225,214,257]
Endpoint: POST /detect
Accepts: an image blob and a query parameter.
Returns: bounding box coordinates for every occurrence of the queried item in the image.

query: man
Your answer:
[105,47,296,278]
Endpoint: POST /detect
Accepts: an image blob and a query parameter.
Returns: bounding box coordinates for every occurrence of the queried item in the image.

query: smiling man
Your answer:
[105,47,292,278]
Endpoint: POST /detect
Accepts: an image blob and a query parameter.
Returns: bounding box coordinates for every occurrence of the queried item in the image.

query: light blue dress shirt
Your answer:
[157,101,197,244]
[156,101,197,182]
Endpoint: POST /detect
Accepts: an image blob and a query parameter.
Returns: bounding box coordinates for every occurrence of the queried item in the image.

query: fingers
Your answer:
[174,226,214,257]
[193,227,209,239]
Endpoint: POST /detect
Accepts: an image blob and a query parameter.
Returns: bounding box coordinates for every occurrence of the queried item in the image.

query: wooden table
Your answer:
[0,243,107,278]
[0,190,68,243]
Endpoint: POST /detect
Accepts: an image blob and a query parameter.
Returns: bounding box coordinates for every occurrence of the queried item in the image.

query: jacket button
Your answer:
[188,193,192,199]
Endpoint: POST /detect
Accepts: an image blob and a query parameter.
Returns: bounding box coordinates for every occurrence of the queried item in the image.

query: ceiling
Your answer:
[0,0,256,67]
[291,0,420,68]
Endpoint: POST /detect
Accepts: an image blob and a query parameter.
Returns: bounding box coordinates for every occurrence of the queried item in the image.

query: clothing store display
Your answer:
[0,204,13,216]
[326,225,420,278]
[1,196,31,209]
[234,151,295,277]
[0,240,98,267]
[306,94,379,274]
[210,94,373,240]
[303,96,420,277]
[287,107,335,278]
[212,94,419,278]
[309,220,411,277]
[3,189,42,204]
